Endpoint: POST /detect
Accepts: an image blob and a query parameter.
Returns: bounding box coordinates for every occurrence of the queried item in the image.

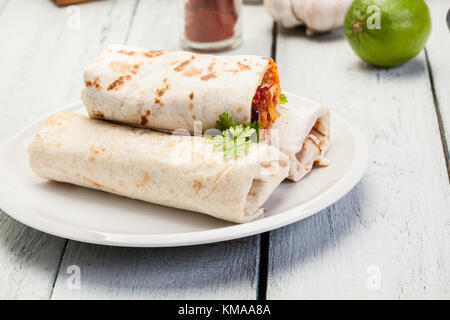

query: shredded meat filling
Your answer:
[251,59,280,129]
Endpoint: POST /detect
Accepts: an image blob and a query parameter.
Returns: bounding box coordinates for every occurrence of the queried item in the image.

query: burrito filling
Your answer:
[251,59,281,129]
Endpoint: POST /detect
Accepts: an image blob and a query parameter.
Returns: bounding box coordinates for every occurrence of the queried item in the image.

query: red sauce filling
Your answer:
[251,59,280,129]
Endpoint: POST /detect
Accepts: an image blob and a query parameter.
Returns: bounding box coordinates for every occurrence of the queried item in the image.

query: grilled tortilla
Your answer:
[82,44,280,132]
[28,113,289,223]
[269,99,330,181]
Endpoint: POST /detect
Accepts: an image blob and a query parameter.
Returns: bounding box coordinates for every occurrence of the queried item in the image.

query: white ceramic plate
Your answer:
[0,95,368,247]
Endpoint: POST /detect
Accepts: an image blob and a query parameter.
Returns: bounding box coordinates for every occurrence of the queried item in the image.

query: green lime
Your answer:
[344,0,432,67]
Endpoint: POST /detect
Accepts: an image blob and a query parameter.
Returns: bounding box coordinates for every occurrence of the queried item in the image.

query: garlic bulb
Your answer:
[264,0,353,35]
[264,0,302,28]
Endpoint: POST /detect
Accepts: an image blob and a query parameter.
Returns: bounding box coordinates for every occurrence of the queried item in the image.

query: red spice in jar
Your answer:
[184,0,238,43]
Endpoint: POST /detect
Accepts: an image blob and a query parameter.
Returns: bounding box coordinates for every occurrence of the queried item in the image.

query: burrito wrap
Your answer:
[28,113,289,223]
[82,44,280,132]
[270,100,330,181]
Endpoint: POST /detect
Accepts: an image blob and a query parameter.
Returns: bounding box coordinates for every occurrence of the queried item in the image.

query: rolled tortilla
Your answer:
[82,44,280,132]
[28,113,289,223]
[268,98,330,181]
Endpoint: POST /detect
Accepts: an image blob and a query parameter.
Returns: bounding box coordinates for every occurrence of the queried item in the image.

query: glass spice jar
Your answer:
[179,0,243,52]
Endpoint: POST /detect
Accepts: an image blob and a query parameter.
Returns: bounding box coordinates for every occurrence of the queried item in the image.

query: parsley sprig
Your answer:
[209,112,261,159]
[208,91,287,159]
[215,112,236,132]
[279,92,288,104]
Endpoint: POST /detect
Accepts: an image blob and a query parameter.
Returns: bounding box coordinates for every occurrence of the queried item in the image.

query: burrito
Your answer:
[82,44,280,132]
[28,113,289,223]
[81,45,329,183]
[269,99,330,181]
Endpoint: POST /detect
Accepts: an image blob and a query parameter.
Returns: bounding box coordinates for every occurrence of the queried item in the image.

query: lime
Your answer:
[344,0,432,67]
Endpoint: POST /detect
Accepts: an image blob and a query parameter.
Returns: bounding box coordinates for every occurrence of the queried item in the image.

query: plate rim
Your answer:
[0,96,369,247]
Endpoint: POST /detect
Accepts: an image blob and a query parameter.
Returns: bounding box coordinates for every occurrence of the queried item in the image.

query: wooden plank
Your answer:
[0,0,139,133]
[267,24,450,299]
[51,2,274,299]
[51,239,260,299]
[0,215,66,299]
[0,0,9,17]
[0,0,138,299]
[425,0,450,173]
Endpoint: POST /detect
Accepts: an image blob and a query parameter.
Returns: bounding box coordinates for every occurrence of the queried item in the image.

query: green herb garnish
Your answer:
[209,112,261,159]
[215,112,261,142]
[215,112,236,132]
[279,93,288,104]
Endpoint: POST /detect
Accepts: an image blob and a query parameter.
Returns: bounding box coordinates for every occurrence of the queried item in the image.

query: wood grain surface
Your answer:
[50,0,274,300]
[426,0,450,177]
[0,0,448,299]
[266,0,450,298]
[0,0,140,299]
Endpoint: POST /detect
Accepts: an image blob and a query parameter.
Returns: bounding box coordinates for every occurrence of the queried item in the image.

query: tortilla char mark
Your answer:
[91,111,105,119]
[131,63,143,74]
[192,179,204,194]
[107,75,131,91]
[142,49,164,58]
[174,55,195,72]
[200,73,217,81]
[187,92,195,111]
[208,61,215,72]
[182,67,202,77]
[154,78,170,106]
[135,170,152,189]
[90,144,107,156]
[107,61,143,91]
[200,61,217,81]
[140,110,151,126]
[85,76,102,90]
[237,61,251,71]
[109,61,143,75]
[116,49,136,56]
[43,114,73,134]
[223,69,240,74]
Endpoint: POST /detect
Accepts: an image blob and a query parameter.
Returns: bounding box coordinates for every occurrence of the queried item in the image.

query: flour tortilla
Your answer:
[268,98,330,181]
[28,113,289,223]
[82,44,278,133]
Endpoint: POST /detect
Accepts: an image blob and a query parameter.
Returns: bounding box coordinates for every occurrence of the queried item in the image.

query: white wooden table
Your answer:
[0,0,448,300]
